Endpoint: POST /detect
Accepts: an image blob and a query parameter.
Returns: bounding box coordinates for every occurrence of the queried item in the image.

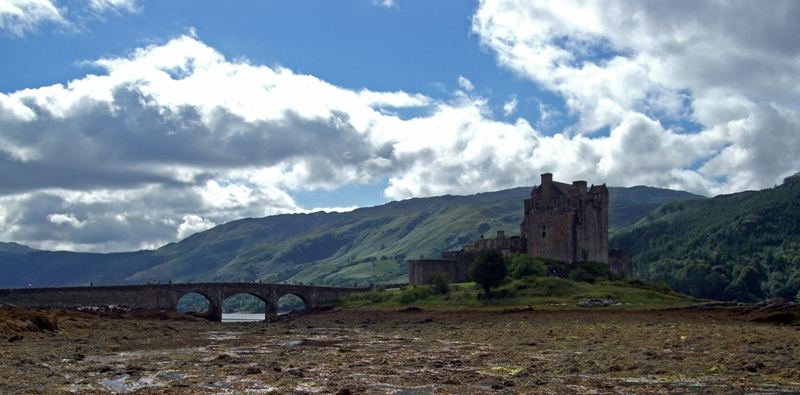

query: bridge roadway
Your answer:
[0,283,370,322]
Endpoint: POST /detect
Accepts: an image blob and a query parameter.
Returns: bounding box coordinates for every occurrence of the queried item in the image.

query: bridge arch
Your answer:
[176,291,213,314]
[277,292,308,314]
[222,292,269,321]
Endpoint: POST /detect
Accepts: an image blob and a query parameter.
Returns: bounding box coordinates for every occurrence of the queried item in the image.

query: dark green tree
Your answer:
[678,262,711,296]
[506,253,545,279]
[725,265,764,301]
[469,249,507,297]
[430,272,450,295]
[703,271,728,300]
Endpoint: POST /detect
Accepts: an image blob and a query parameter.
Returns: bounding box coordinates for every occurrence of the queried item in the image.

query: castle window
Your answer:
[541,224,546,238]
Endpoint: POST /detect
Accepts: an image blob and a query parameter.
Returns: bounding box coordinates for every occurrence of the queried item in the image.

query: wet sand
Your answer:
[1,307,799,394]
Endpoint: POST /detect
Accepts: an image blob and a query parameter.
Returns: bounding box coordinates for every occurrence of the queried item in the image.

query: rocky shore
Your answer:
[1,305,799,393]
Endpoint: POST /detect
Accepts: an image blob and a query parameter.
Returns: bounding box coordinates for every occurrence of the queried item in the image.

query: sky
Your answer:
[0,0,798,252]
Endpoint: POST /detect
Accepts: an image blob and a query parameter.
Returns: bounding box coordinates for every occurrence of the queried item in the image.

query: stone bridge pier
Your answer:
[0,283,368,322]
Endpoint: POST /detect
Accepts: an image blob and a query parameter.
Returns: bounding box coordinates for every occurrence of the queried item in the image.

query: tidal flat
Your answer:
[1,307,799,394]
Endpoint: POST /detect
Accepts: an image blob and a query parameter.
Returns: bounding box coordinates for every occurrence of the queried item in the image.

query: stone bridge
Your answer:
[0,283,369,322]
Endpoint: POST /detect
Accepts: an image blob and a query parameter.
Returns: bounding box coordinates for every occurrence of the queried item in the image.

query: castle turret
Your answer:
[541,172,553,185]
[572,180,587,194]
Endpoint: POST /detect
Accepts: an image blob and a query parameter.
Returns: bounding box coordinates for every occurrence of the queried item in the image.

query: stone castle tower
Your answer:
[520,173,608,263]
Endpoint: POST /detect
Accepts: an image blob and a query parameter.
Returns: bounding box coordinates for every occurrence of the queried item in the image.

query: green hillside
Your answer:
[0,185,700,288]
[610,173,800,302]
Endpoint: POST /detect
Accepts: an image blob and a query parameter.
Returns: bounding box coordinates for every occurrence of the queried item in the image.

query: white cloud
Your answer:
[0,0,137,36]
[87,0,136,13]
[374,0,397,9]
[0,35,444,251]
[176,214,214,240]
[47,212,86,228]
[502,95,517,116]
[457,75,475,91]
[0,0,65,35]
[473,0,800,193]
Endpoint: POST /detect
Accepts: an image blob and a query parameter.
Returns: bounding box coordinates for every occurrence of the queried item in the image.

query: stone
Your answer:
[243,366,262,375]
[577,298,618,307]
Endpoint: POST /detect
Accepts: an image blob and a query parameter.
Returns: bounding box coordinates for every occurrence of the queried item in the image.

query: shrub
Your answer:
[506,253,545,279]
[567,261,611,284]
[397,286,431,304]
[469,249,507,297]
[615,278,674,294]
[430,272,450,295]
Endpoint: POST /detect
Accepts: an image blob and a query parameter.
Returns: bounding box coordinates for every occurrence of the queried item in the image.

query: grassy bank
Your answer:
[341,276,696,311]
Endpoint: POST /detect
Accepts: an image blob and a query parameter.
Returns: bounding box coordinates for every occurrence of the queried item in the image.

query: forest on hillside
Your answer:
[611,173,800,302]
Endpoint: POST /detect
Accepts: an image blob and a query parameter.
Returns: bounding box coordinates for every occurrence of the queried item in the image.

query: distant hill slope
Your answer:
[0,242,37,254]
[0,185,701,288]
[611,174,800,302]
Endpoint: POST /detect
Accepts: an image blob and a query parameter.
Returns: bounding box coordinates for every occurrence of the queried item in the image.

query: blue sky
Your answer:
[1,0,798,251]
[1,1,561,123]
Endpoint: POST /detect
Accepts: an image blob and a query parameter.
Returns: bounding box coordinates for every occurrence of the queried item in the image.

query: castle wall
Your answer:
[441,250,475,267]
[577,188,609,263]
[526,207,577,263]
[462,231,526,254]
[408,259,470,285]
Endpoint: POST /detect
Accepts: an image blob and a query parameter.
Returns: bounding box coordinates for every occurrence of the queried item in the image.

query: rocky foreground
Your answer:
[1,305,799,394]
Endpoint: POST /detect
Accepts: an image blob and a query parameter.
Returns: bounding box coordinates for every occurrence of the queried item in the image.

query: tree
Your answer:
[725,265,764,302]
[506,253,545,279]
[469,249,507,297]
[702,271,728,300]
[678,262,711,297]
[430,272,450,295]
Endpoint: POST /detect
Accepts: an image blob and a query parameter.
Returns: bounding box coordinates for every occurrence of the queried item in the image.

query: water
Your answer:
[222,313,265,322]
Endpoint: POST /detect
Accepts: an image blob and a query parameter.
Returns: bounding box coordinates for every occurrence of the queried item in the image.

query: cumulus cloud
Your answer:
[457,75,475,91]
[47,212,86,228]
[374,0,397,9]
[0,0,65,35]
[0,35,444,251]
[473,0,800,192]
[87,0,136,13]
[0,0,136,35]
[502,95,517,116]
[176,215,214,240]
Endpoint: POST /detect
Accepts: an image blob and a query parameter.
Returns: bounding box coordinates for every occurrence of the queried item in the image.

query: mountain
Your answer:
[0,242,37,254]
[610,173,800,302]
[0,185,701,288]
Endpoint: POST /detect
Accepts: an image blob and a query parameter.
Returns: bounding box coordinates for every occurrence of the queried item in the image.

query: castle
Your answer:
[408,173,631,285]
[521,173,608,263]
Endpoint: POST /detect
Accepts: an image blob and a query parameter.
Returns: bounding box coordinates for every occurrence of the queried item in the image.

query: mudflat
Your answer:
[1,307,799,394]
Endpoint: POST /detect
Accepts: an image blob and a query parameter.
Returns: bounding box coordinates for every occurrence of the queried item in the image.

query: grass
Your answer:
[340,276,696,311]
